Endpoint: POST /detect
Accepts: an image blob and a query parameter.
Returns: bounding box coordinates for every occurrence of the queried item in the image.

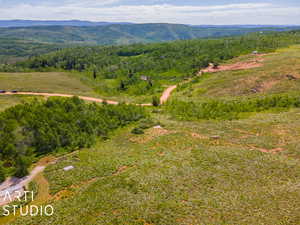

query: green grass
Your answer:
[73,72,160,104]
[0,72,97,97]
[0,95,41,111]
[173,45,300,102]
[7,108,300,225]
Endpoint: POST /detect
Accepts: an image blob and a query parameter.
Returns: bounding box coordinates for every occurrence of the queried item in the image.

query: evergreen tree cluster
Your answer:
[0,97,147,179]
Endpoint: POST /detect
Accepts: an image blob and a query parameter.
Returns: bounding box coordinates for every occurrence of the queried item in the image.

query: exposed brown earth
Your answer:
[201,55,265,73]
[160,85,177,104]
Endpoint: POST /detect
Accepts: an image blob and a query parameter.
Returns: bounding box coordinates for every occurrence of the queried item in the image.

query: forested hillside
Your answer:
[5,31,300,98]
[0,24,298,45]
[0,38,62,64]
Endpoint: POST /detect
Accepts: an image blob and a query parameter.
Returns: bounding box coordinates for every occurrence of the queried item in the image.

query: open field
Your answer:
[5,108,300,225]
[0,72,160,104]
[173,45,300,102]
[0,72,97,97]
[0,95,42,111]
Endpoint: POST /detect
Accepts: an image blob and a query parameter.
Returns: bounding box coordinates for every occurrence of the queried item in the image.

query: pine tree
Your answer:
[152,96,160,107]
[93,69,97,79]
[15,156,30,178]
[0,162,6,183]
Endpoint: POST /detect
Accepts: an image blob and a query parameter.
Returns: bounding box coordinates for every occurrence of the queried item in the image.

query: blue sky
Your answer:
[0,0,299,25]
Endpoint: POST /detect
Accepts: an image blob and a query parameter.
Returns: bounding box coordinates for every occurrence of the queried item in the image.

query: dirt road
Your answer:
[160,85,177,104]
[0,166,46,206]
[2,92,119,105]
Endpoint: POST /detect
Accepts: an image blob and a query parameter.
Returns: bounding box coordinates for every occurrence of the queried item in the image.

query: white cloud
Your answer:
[64,0,121,7]
[0,2,299,25]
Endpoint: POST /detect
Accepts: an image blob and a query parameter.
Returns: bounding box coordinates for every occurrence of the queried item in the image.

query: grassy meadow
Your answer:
[0,72,96,96]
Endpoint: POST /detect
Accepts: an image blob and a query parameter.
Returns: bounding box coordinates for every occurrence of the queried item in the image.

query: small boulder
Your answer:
[63,166,74,171]
[250,88,259,93]
[286,74,297,80]
[210,135,220,140]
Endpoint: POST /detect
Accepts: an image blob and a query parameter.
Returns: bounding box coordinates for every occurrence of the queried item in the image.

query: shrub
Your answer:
[0,163,6,183]
[138,118,156,129]
[152,96,160,107]
[131,127,144,135]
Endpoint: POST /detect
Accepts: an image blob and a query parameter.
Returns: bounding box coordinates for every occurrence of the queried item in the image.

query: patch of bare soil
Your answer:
[130,127,172,144]
[200,54,266,74]
[53,189,74,201]
[248,145,286,154]
[190,132,209,139]
[113,166,132,176]
[160,85,177,104]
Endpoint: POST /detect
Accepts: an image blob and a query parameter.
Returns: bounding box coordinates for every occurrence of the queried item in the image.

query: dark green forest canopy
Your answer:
[13,31,300,73]
[0,38,64,64]
[0,97,147,179]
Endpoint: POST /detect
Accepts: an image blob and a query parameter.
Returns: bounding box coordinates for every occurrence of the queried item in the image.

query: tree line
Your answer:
[166,93,300,121]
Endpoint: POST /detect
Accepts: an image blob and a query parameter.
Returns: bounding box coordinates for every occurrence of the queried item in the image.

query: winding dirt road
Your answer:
[160,85,177,104]
[0,54,267,203]
[1,88,177,106]
[0,54,266,106]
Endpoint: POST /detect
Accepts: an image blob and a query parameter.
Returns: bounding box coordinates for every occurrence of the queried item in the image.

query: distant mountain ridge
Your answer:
[1,23,299,45]
[1,20,299,28]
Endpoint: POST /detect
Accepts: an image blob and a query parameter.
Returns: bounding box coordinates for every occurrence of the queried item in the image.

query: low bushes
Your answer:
[166,93,300,120]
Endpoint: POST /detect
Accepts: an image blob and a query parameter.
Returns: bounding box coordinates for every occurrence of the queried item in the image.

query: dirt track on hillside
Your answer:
[200,54,265,74]
[1,87,178,106]
[0,165,46,206]
[160,85,177,104]
[2,92,119,105]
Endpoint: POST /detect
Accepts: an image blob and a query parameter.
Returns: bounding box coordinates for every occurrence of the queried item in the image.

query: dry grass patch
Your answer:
[130,127,172,144]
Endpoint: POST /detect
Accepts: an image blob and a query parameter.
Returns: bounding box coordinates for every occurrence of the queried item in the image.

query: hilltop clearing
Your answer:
[173,45,300,102]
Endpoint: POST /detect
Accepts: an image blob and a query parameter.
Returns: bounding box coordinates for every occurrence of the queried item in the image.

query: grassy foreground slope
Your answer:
[9,109,300,225]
